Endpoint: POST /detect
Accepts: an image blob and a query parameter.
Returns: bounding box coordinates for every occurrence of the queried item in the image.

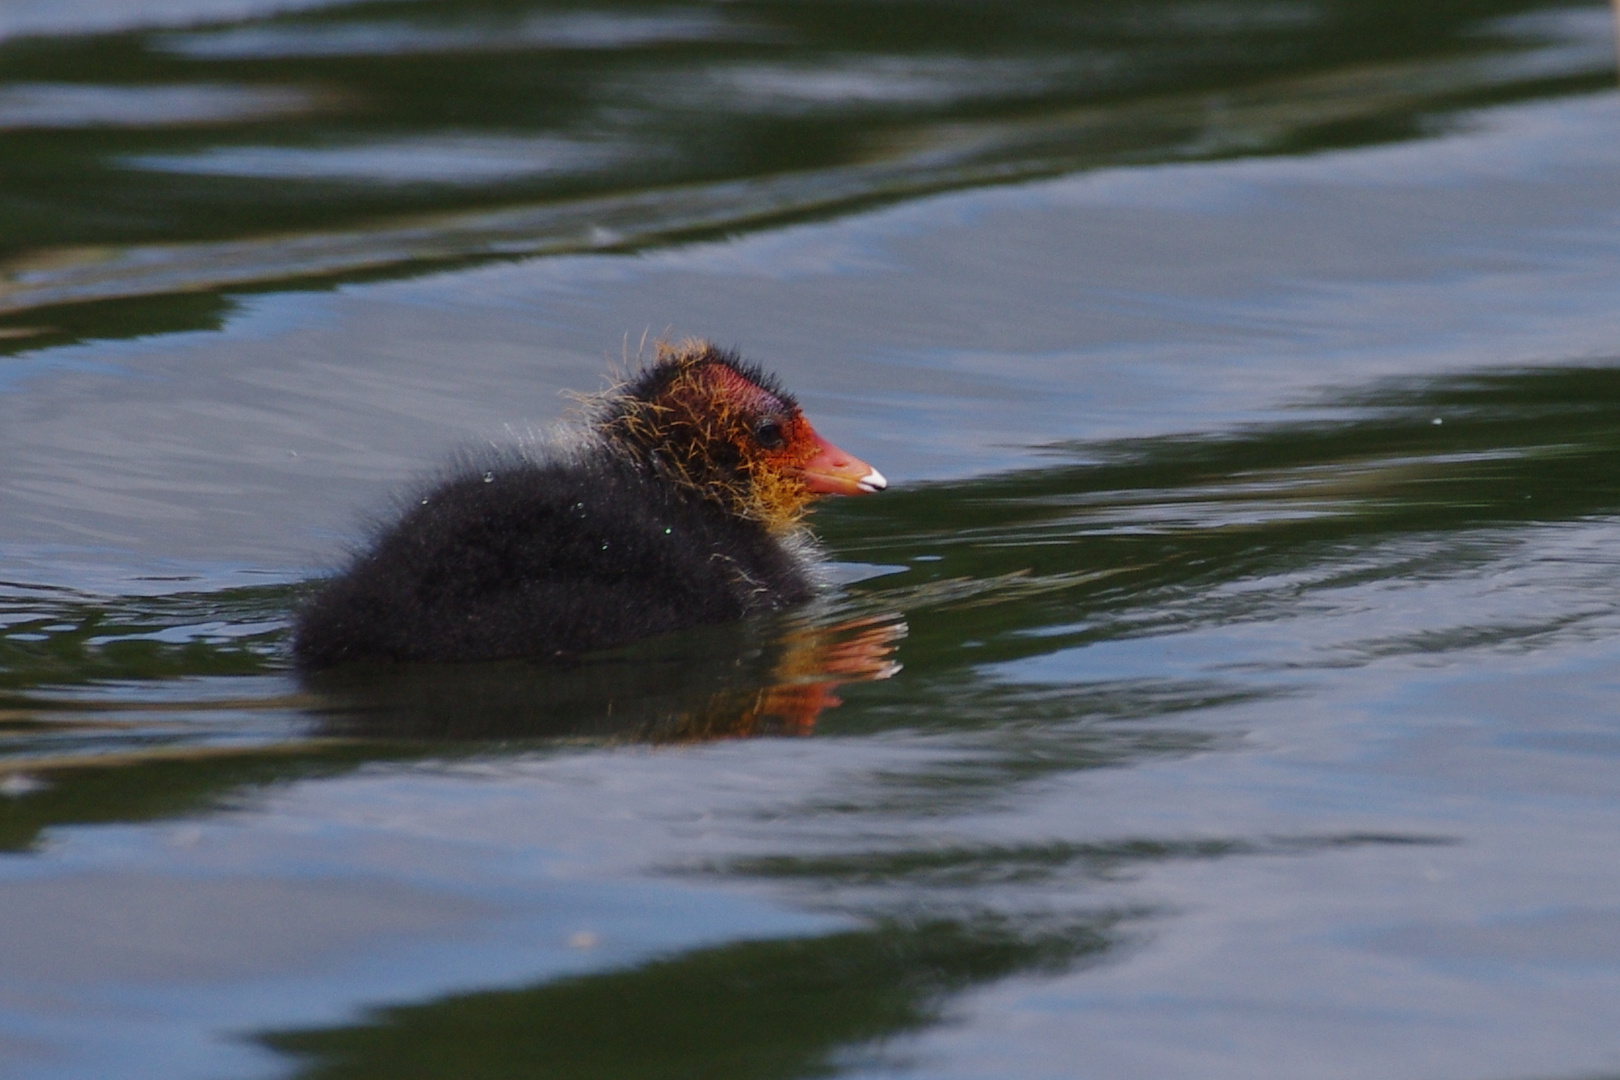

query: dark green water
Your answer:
[3,2,1620,1078]
[3,0,1613,348]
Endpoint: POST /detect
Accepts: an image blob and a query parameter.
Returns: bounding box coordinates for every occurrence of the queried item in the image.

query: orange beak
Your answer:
[794,429,887,495]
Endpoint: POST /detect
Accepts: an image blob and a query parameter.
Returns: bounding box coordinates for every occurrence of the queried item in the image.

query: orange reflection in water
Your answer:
[665,616,906,742]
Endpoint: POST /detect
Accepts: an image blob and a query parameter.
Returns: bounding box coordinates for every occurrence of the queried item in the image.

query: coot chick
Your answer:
[292,341,886,668]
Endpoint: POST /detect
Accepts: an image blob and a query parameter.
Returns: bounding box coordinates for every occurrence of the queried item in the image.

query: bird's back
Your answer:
[292,454,814,667]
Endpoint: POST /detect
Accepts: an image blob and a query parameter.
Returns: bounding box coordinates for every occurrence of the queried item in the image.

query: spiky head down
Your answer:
[596,341,816,531]
[596,341,832,532]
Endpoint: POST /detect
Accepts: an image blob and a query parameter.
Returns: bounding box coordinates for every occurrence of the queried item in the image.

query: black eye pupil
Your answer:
[755,420,785,449]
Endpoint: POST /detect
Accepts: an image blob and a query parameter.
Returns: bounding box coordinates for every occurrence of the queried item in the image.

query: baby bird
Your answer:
[292,341,885,668]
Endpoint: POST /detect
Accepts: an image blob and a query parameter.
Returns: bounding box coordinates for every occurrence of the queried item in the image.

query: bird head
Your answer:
[598,340,886,531]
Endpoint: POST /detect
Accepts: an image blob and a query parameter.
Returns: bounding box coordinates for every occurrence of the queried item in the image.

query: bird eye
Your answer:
[754,419,786,450]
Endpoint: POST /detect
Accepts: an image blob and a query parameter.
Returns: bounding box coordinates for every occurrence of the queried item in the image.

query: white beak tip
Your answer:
[857,468,888,493]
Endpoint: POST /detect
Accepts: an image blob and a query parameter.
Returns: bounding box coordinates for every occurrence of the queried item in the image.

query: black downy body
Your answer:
[292,450,813,668]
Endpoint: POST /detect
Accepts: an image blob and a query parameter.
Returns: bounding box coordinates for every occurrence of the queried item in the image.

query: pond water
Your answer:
[4,2,1620,1078]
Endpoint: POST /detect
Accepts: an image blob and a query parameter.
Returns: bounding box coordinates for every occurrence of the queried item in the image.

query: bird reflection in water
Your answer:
[684,615,904,740]
[302,613,904,745]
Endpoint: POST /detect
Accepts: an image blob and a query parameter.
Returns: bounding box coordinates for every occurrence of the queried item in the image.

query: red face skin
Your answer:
[602,344,887,532]
[697,362,887,497]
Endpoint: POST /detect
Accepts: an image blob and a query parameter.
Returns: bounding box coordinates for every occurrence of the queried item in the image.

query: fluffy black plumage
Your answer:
[292,450,814,668]
[291,341,887,669]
